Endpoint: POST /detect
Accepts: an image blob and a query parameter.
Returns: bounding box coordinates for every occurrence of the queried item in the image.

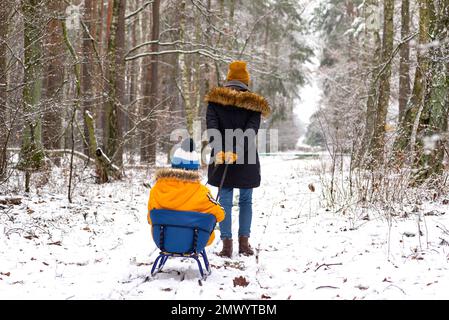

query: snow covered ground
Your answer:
[1,155,449,300]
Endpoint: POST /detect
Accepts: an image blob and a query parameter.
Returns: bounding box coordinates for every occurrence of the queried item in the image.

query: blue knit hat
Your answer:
[171,138,200,171]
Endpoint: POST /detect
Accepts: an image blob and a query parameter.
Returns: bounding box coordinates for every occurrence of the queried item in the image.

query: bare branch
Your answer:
[125,1,153,20]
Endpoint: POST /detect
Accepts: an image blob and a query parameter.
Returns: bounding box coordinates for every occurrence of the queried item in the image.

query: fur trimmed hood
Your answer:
[155,168,201,182]
[205,87,271,117]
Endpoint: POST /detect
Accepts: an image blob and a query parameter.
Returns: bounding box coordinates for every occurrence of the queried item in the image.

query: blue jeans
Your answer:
[218,188,253,240]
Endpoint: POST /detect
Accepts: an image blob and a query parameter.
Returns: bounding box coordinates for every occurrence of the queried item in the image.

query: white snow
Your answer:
[1,155,449,300]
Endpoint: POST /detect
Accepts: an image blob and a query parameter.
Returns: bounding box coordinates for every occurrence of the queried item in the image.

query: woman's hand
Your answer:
[215,151,238,164]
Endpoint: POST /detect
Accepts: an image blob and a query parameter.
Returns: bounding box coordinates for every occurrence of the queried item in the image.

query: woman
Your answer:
[205,61,271,258]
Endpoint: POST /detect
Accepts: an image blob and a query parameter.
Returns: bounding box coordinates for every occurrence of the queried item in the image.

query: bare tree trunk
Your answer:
[149,0,160,160]
[203,0,212,97]
[104,0,125,166]
[18,0,46,192]
[81,0,94,156]
[140,0,160,164]
[42,2,64,162]
[94,0,104,131]
[124,0,138,158]
[228,0,235,50]
[193,3,201,125]
[355,0,381,167]
[369,0,394,166]
[179,0,194,134]
[394,0,429,163]
[0,1,10,178]
[414,0,449,180]
[61,19,81,203]
[398,0,411,123]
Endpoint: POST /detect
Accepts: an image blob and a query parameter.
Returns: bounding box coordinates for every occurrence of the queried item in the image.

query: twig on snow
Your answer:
[315,262,343,272]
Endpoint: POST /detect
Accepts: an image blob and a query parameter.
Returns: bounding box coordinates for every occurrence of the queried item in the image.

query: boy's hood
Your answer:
[152,168,202,208]
[155,167,201,182]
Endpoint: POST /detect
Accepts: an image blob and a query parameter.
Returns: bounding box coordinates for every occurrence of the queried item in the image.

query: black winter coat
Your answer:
[205,87,271,189]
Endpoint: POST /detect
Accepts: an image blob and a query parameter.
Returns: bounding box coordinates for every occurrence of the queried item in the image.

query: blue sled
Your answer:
[149,209,216,280]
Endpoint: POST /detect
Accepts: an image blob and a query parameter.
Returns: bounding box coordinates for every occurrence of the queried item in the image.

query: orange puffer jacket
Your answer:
[148,168,225,246]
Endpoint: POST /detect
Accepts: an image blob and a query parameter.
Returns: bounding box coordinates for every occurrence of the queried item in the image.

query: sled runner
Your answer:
[149,209,216,280]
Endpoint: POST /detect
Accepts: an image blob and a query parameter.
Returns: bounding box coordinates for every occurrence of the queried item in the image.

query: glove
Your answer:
[215,151,238,165]
[224,151,238,164]
[215,151,225,165]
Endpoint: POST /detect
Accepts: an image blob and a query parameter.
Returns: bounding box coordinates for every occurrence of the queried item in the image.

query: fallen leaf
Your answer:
[162,288,172,292]
[233,276,249,287]
[261,294,271,299]
[42,262,49,266]
[0,272,10,277]
[48,241,62,246]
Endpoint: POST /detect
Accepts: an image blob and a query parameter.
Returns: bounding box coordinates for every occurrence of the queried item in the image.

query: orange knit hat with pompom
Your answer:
[226,61,250,85]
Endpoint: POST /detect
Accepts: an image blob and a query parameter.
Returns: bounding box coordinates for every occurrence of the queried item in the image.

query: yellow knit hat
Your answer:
[226,61,250,85]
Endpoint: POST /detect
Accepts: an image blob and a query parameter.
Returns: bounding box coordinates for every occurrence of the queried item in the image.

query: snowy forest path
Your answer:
[4,155,449,299]
[140,155,323,299]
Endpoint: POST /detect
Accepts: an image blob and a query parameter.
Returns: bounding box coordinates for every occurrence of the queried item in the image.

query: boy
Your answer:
[148,138,225,246]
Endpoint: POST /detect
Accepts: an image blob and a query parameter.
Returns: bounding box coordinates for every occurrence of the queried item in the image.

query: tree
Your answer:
[398,0,411,123]
[355,0,382,167]
[140,0,160,164]
[369,0,394,166]
[413,0,449,180]
[104,0,126,166]
[18,0,46,192]
[81,0,95,156]
[394,0,430,164]
[42,1,64,158]
[0,0,10,178]
[179,0,194,134]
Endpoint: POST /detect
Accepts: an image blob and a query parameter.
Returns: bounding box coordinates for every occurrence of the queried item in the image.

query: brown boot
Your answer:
[218,238,233,258]
[238,236,254,256]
